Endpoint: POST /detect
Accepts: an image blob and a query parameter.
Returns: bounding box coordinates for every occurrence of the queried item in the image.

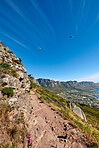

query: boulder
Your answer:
[2,77,9,85]
[7,97,18,106]
[17,71,24,79]
[70,102,87,122]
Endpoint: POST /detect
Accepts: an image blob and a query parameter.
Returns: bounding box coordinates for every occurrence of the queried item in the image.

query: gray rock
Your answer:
[8,97,18,105]
[0,42,30,106]
[17,71,24,79]
[70,102,87,122]
[2,77,9,85]
[0,91,2,98]
[28,74,40,86]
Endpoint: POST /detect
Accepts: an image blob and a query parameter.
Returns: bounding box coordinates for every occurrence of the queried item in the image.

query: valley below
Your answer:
[37,78,99,108]
[58,89,99,108]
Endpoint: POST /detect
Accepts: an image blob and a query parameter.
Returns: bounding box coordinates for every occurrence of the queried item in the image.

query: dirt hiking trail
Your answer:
[25,91,88,148]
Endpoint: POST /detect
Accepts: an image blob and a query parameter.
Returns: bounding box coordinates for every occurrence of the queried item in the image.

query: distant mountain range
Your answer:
[36,78,99,92]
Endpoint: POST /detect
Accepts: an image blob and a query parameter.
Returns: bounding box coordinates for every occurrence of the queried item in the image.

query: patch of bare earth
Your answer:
[25,91,88,148]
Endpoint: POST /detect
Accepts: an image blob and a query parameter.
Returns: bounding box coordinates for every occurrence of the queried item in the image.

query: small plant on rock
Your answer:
[2,87,14,97]
[1,63,10,69]
[0,62,18,77]
[11,69,18,77]
[7,50,13,54]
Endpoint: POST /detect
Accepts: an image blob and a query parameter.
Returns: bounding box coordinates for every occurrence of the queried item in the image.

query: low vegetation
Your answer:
[0,62,18,77]
[2,87,14,97]
[30,81,99,147]
[30,79,37,89]
[78,105,99,130]
[0,103,29,148]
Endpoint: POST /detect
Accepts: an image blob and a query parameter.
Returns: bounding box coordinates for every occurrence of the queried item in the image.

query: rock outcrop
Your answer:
[0,42,30,103]
[70,102,87,122]
[0,42,32,147]
[28,74,40,86]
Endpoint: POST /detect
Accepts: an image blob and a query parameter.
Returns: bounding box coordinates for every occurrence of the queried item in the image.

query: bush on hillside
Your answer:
[1,63,10,69]
[7,50,13,54]
[2,87,14,97]
[11,69,18,77]
[19,58,22,63]
[0,62,18,77]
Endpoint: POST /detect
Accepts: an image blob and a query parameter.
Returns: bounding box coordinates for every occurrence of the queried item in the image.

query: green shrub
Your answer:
[0,63,18,77]
[16,118,24,124]
[89,142,98,148]
[11,127,18,139]
[11,69,18,77]
[74,119,84,130]
[78,105,99,130]
[19,58,22,63]
[7,50,13,54]
[1,63,10,69]
[2,87,14,97]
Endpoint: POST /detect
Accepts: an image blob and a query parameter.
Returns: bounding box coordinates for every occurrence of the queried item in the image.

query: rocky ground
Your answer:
[25,91,88,148]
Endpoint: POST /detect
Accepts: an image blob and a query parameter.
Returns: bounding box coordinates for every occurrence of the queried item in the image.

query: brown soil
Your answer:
[25,91,88,148]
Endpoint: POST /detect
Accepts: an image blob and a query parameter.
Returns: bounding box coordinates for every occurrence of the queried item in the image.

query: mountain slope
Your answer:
[29,82,99,147]
[0,42,98,148]
[37,78,99,92]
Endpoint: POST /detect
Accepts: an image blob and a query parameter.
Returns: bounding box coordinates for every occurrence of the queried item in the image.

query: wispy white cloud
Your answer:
[5,0,44,44]
[82,0,86,9]
[0,32,27,48]
[77,73,99,82]
[5,0,24,17]
[5,0,34,27]
[81,0,86,20]
[96,13,99,21]
[30,0,55,39]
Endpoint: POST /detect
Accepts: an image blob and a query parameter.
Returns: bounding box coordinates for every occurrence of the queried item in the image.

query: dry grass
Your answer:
[0,103,28,148]
[30,82,99,147]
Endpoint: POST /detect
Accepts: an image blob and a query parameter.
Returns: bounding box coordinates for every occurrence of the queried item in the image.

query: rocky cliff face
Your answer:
[0,42,33,147]
[0,42,30,103]
[28,74,40,86]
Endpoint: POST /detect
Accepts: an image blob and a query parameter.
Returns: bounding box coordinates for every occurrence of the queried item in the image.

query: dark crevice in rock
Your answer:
[57,134,67,139]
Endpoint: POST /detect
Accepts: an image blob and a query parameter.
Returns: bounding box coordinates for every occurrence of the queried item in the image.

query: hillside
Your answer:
[0,42,99,148]
[37,78,99,92]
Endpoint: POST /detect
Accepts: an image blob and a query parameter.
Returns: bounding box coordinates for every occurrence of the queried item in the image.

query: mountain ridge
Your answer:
[37,78,99,92]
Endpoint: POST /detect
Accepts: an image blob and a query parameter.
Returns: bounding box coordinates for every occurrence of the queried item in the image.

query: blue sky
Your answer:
[0,0,99,82]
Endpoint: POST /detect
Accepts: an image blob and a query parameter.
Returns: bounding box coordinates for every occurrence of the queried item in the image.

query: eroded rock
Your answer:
[70,102,87,122]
